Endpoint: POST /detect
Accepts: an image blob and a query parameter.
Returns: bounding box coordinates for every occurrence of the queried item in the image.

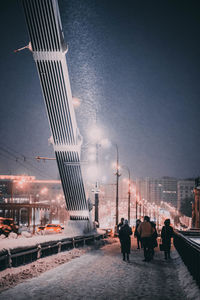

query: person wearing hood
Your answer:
[134,219,142,249]
[161,219,174,260]
[119,219,132,262]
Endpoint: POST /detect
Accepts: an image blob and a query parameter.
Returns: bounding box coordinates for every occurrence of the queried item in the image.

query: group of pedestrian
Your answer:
[117,216,174,262]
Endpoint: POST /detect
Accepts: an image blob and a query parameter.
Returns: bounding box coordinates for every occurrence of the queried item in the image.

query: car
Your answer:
[101,228,113,236]
[37,225,46,232]
[0,217,18,237]
[44,224,63,233]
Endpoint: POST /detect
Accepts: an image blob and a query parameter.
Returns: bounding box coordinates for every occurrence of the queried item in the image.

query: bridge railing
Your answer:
[174,231,200,288]
[0,232,106,271]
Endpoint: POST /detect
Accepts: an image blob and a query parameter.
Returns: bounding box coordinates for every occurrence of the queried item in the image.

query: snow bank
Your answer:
[0,248,87,293]
[0,229,105,252]
[0,238,115,293]
[190,237,200,245]
[0,233,69,251]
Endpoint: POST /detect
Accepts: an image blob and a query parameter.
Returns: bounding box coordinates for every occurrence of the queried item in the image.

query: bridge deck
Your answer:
[0,237,199,299]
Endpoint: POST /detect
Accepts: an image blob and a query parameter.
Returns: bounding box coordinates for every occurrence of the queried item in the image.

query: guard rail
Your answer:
[0,232,106,271]
[174,231,200,288]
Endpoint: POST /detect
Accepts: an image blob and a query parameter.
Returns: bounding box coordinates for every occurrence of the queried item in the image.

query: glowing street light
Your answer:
[88,125,102,143]
[40,187,48,195]
[72,97,81,107]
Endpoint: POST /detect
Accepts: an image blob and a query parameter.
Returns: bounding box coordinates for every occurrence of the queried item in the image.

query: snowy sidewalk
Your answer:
[0,238,199,300]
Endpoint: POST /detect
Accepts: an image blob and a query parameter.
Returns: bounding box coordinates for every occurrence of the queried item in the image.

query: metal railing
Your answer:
[174,231,200,288]
[0,233,106,271]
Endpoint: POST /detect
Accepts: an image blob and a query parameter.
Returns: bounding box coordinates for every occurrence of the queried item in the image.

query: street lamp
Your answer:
[87,125,105,227]
[94,141,100,227]
[122,165,131,223]
[114,144,120,226]
[136,198,138,220]
[134,183,139,221]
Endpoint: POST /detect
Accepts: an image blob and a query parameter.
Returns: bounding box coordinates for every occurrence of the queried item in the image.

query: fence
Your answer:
[0,233,106,271]
[174,231,200,288]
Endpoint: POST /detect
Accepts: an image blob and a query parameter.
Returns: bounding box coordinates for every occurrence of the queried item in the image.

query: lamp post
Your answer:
[87,124,103,227]
[122,165,131,223]
[134,181,138,221]
[94,142,100,227]
[128,172,131,224]
[142,199,145,218]
[115,144,120,226]
[139,201,142,219]
[136,199,138,220]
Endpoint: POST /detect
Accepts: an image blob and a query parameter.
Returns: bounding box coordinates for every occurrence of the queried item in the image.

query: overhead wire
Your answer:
[0,146,56,179]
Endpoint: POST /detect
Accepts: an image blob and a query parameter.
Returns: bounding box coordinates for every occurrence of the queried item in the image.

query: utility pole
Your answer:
[135,182,138,221]
[94,142,100,227]
[136,200,138,220]
[94,111,100,227]
[115,144,120,226]
[128,171,131,224]
[122,165,131,223]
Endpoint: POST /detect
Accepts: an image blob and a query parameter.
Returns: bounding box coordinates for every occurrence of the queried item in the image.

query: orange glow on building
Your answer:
[0,175,61,184]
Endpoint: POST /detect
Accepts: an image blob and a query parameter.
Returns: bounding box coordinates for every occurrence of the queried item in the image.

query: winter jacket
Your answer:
[161,225,174,246]
[137,221,155,238]
[119,224,132,254]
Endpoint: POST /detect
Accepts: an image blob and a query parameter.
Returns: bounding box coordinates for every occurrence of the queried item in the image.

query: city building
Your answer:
[192,177,200,228]
[160,177,177,207]
[134,177,177,207]
[0,175,68,227]
[147,177,163,205]
[177,179,195,212]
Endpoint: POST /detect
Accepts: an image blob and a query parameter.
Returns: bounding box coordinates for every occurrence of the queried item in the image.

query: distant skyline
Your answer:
[0,0,200,181]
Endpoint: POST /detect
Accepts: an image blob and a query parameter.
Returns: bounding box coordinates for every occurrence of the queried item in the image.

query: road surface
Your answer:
[0,238,199,300]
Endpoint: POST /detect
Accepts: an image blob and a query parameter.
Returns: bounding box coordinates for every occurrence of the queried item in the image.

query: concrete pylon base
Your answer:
[64,220,95,237]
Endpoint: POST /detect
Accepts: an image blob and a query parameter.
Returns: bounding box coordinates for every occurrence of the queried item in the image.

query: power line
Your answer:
[0,146,55,179]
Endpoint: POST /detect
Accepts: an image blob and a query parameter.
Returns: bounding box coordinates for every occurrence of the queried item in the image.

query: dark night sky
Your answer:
[0,0,200,181]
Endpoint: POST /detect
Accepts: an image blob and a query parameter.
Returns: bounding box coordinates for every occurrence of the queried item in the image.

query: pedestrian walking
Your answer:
[161,219,174,260]
[119,219,132,262]
[117,218,125,252]
[150,221,158,258]
[117,218,124,234]
[134,219,142,249]
[137,216,155,262]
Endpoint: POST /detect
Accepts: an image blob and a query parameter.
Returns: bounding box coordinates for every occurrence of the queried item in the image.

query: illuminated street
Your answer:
[0,0,200,298]
[0,238,199,300]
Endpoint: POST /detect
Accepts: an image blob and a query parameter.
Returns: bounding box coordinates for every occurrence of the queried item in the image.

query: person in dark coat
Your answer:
[134,219,142,249]
[117,218,124,234]
[119,219,132,262]
[161,219,174,259]
[150,221,158,258]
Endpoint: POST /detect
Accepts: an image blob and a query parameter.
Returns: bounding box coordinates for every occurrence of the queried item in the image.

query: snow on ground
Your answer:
[0,248,86,292]
[0,229,104,252]
[0,238,115,293]
[0,237,199,300]
[190,237,200,244]
[0,233,70,251]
